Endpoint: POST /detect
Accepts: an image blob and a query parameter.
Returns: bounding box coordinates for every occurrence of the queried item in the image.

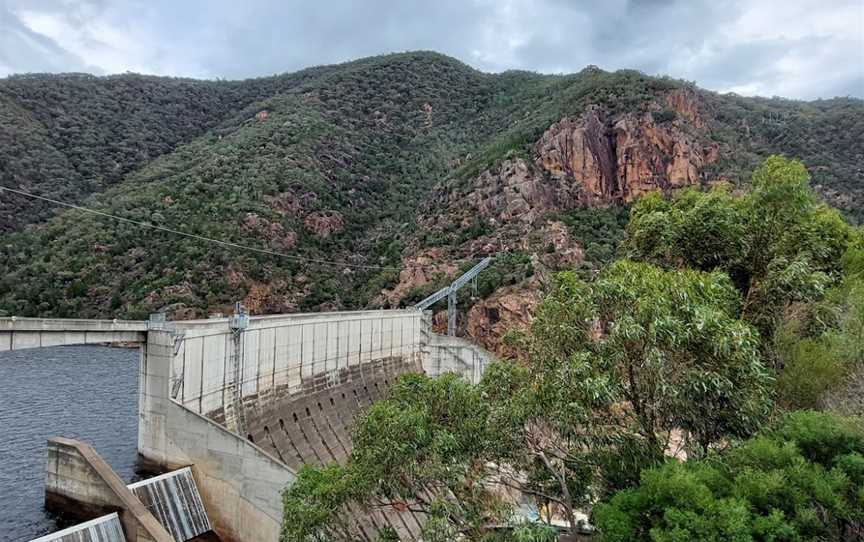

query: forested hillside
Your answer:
[0,52,861,333]
[0,64,350,232]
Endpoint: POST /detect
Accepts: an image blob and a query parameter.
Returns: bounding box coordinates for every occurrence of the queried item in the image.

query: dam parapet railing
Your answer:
[166,309,428,424]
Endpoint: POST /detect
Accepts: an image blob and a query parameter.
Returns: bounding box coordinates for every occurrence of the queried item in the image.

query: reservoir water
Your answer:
[0,345,139,542]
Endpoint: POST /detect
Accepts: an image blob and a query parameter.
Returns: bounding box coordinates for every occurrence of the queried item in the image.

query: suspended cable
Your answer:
[0,185,403,271]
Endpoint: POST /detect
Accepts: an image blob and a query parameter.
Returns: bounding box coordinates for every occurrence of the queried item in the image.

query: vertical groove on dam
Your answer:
[241,356,426,539]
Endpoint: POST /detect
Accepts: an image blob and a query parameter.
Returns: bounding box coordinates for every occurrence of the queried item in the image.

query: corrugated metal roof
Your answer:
[29,513,126,542]
[128,467,211,541]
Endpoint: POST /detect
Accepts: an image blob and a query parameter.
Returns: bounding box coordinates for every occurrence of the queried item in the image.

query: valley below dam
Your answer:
[0,346,139,542]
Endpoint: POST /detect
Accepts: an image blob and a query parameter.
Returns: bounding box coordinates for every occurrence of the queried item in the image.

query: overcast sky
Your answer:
[1,0,862,99]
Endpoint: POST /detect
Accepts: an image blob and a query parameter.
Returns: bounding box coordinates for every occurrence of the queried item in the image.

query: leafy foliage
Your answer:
[558,206,630,269]
[593,411,864,542]
[280,372,512,541]
[775,253,864,408]
[517,260,773,456]
[625,156,864,414]
[626,156,857,340]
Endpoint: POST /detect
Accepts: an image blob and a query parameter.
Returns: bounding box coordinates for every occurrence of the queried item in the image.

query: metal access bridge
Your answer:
[415,256,493,335]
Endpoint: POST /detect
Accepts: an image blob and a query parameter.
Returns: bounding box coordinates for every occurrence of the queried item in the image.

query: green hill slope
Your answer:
[0,64,352,232]
[0,52,861,322]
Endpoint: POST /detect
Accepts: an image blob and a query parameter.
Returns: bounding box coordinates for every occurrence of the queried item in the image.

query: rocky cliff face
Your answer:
[399,92,719,356]
[380,218,583,353]
[455,158,575,227]
[665,88,708,129]
[427,94,717,234]
[534,110,620,202]
[469,159,563,224]
[380,248,460,305]
[534,105,717,204]
[304,210,345,238]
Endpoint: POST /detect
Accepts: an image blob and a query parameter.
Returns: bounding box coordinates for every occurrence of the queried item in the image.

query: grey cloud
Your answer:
[831,73,864,99]
[685,39,793,89]
[184,0,492,78]
[0,0,861,99]
[0,5,99,75]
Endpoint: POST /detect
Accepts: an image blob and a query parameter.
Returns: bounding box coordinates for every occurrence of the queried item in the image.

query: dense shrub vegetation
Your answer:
[558,206,630,268]
[0,53,861,320]
[706,95,864,222]
[0,68,341,231]
[626,156,864,406]
[1,53,500,317]
[280,157,864,541]
[594,411,864,541]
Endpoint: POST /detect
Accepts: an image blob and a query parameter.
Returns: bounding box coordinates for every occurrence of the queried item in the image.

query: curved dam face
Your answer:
[138,309,491,542]
[244,356,429,539]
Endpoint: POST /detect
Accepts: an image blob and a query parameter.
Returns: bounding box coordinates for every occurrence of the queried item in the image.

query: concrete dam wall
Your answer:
[3,310,491,541]
[170,310,427,425]
[138,308,488,541]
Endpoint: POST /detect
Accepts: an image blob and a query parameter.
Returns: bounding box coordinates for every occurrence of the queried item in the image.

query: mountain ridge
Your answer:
[1,51,862,351]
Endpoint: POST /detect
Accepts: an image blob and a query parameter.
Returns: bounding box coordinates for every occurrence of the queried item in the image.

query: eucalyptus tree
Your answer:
[280,372,560,541]
[626,155,856,342]
[504,261,773,481]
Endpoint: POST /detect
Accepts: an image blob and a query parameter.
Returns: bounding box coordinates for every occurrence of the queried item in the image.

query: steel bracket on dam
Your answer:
[8,309,493,542]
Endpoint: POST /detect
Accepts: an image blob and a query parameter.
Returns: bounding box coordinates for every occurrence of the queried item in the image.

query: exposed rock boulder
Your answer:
[242,213,297,250]
[524,220,584,269]
[380,248,459,306]
[265,188,317,217]
[144,283,200,320]
[665,88,708,129]
[534,109,619,202]
[422,157,579,237]
[304,210,344,238]
[243,281,299,314]
[466,282,543,356]
[466,158,567,225]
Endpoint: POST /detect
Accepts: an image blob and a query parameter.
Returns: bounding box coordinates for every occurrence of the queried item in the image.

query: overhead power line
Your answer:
[0,185,403,271]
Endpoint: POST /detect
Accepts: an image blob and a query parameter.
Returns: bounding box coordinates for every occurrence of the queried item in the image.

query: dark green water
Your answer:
[0,346,139,542]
